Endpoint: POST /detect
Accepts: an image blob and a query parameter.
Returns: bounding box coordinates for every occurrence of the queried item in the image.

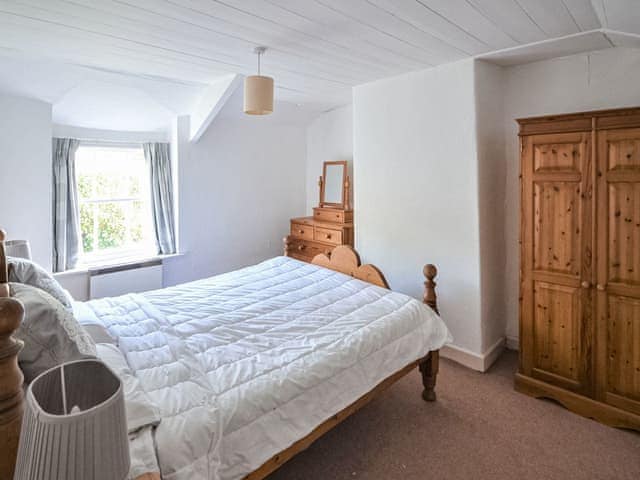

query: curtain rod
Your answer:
[54,137,169,147]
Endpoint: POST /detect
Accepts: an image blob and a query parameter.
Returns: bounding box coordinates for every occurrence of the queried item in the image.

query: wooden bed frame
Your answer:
[0,230,440,480]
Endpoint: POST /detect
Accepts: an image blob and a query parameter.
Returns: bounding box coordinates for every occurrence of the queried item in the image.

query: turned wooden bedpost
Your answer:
[420,263,439,402]
[423,264,438,314]
[283,235,293,257]
[0,229,25,479]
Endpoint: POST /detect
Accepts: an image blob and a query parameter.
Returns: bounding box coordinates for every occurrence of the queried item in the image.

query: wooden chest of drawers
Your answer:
[288,209,353,263]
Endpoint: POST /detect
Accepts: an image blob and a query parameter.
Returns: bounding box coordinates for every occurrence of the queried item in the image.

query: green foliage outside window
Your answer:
[78,172,147,254]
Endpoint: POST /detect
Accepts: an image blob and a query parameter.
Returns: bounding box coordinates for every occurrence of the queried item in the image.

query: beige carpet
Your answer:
[267,351,640,480]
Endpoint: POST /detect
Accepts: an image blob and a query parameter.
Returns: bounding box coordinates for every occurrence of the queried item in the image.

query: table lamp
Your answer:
[13,359,130,480]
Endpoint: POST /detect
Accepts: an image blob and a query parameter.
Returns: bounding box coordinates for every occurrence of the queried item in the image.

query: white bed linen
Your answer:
[77,256,452,480]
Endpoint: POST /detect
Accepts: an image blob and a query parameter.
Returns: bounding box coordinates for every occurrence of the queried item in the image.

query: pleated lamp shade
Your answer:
[244,75,274,115]
[14,359,130,480]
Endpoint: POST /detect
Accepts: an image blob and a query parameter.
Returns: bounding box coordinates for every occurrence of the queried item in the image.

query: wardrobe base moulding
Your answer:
[515,374,640,430]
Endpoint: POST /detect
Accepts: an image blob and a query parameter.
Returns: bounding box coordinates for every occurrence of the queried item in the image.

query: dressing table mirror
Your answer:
[319,161,350,210]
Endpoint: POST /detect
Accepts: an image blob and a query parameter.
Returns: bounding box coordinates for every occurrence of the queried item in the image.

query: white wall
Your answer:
[0,94,52,269]
[306,105,353,212]
[354,60,485,356]
[474,61,507,354]
[503,47,640,344]
[163,113,306,286]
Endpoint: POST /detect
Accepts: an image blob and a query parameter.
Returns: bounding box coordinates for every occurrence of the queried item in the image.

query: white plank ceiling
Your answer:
[0,0,638,112]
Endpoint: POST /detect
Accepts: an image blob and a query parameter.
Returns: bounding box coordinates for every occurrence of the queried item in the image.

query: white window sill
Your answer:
[54,253,184,278]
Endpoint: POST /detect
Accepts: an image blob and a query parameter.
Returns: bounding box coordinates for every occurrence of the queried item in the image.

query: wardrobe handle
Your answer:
[581,281,591,289]
[596,284,606,291]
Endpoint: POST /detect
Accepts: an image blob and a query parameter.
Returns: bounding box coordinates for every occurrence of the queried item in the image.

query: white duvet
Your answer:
[76,256,452,480]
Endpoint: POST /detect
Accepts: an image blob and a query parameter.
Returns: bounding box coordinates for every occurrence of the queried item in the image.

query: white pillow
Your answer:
[8,257,73,309]
[10,283,96,383]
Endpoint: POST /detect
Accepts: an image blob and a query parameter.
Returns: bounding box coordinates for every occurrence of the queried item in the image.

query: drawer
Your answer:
[288,239,332,260]
[314,208,344,223]
[290,222,313,240]
[314,226,342,245]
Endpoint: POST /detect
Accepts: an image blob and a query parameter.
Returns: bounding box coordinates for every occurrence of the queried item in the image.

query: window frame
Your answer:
[75,142,156,267]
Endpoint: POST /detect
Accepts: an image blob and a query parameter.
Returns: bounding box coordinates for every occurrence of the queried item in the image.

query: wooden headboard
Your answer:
[0,229,26,479]
[283,240,439,314]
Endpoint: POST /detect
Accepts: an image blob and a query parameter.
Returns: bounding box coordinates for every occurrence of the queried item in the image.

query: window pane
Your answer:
[78,174,93,199]
[80,203,95,253]
[94,173,125,199]
[97,202,126,250]
[74,144,155,262]
[129,174,141,197]
[131,200,145,243]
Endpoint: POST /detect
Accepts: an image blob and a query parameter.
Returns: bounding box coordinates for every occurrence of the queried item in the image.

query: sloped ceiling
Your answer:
[0,0,638,130]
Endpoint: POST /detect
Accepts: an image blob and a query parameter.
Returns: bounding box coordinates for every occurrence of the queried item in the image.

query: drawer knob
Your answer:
[298,229,304,234]
[581,281,591,289]
[297,245,305,251]
[325,234,332,239]
[596,283,606,291]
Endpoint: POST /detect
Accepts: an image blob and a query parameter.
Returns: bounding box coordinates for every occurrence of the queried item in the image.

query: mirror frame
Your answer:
[320,160,347,209]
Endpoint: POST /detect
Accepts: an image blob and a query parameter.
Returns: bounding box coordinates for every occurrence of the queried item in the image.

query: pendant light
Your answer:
[244,46,274,115]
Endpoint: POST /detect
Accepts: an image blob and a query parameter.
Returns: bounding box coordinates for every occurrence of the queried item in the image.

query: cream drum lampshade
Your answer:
[244,75,274,115]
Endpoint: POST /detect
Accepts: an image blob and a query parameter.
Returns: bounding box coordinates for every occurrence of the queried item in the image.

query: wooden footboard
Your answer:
[245,351,439,480]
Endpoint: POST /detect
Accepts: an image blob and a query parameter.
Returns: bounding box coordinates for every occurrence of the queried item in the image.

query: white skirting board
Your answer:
[440,337,506,372]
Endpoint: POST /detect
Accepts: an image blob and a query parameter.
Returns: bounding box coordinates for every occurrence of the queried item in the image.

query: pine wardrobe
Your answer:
[517,107,640,431]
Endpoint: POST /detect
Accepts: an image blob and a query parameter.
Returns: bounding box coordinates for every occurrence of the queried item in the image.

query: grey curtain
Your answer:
[52,138,81,272]
[144,143,176,255]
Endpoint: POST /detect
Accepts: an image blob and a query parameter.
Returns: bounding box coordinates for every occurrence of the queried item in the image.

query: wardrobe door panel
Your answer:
[597,128,640,412]
[533,182,582,276]
[533,281,583,388]
[606,295,640,414]
[521,132,593,394]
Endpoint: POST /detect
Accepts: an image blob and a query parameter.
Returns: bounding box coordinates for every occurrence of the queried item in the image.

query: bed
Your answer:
[0,230,451,480]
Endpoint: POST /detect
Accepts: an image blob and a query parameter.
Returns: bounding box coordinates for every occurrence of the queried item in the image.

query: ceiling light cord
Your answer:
[253,46,267,77]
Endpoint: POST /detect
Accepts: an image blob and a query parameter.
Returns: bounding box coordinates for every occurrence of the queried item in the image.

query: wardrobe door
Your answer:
[521,132,594,395]
[596,127,640,415]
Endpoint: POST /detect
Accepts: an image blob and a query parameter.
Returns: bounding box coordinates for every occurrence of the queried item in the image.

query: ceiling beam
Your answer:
[190,74,241,142]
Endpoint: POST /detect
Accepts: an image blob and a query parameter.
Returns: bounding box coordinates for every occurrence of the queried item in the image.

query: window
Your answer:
[76,144,155,265]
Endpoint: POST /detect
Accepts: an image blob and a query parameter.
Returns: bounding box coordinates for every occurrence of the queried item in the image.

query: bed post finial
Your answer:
[0,297,25,479]
[423,264,438,314]
[283,236,293,257]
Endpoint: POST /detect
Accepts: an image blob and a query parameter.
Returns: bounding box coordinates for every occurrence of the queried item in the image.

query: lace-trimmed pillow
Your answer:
[10,283,96,383]
[8,257,74,309]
